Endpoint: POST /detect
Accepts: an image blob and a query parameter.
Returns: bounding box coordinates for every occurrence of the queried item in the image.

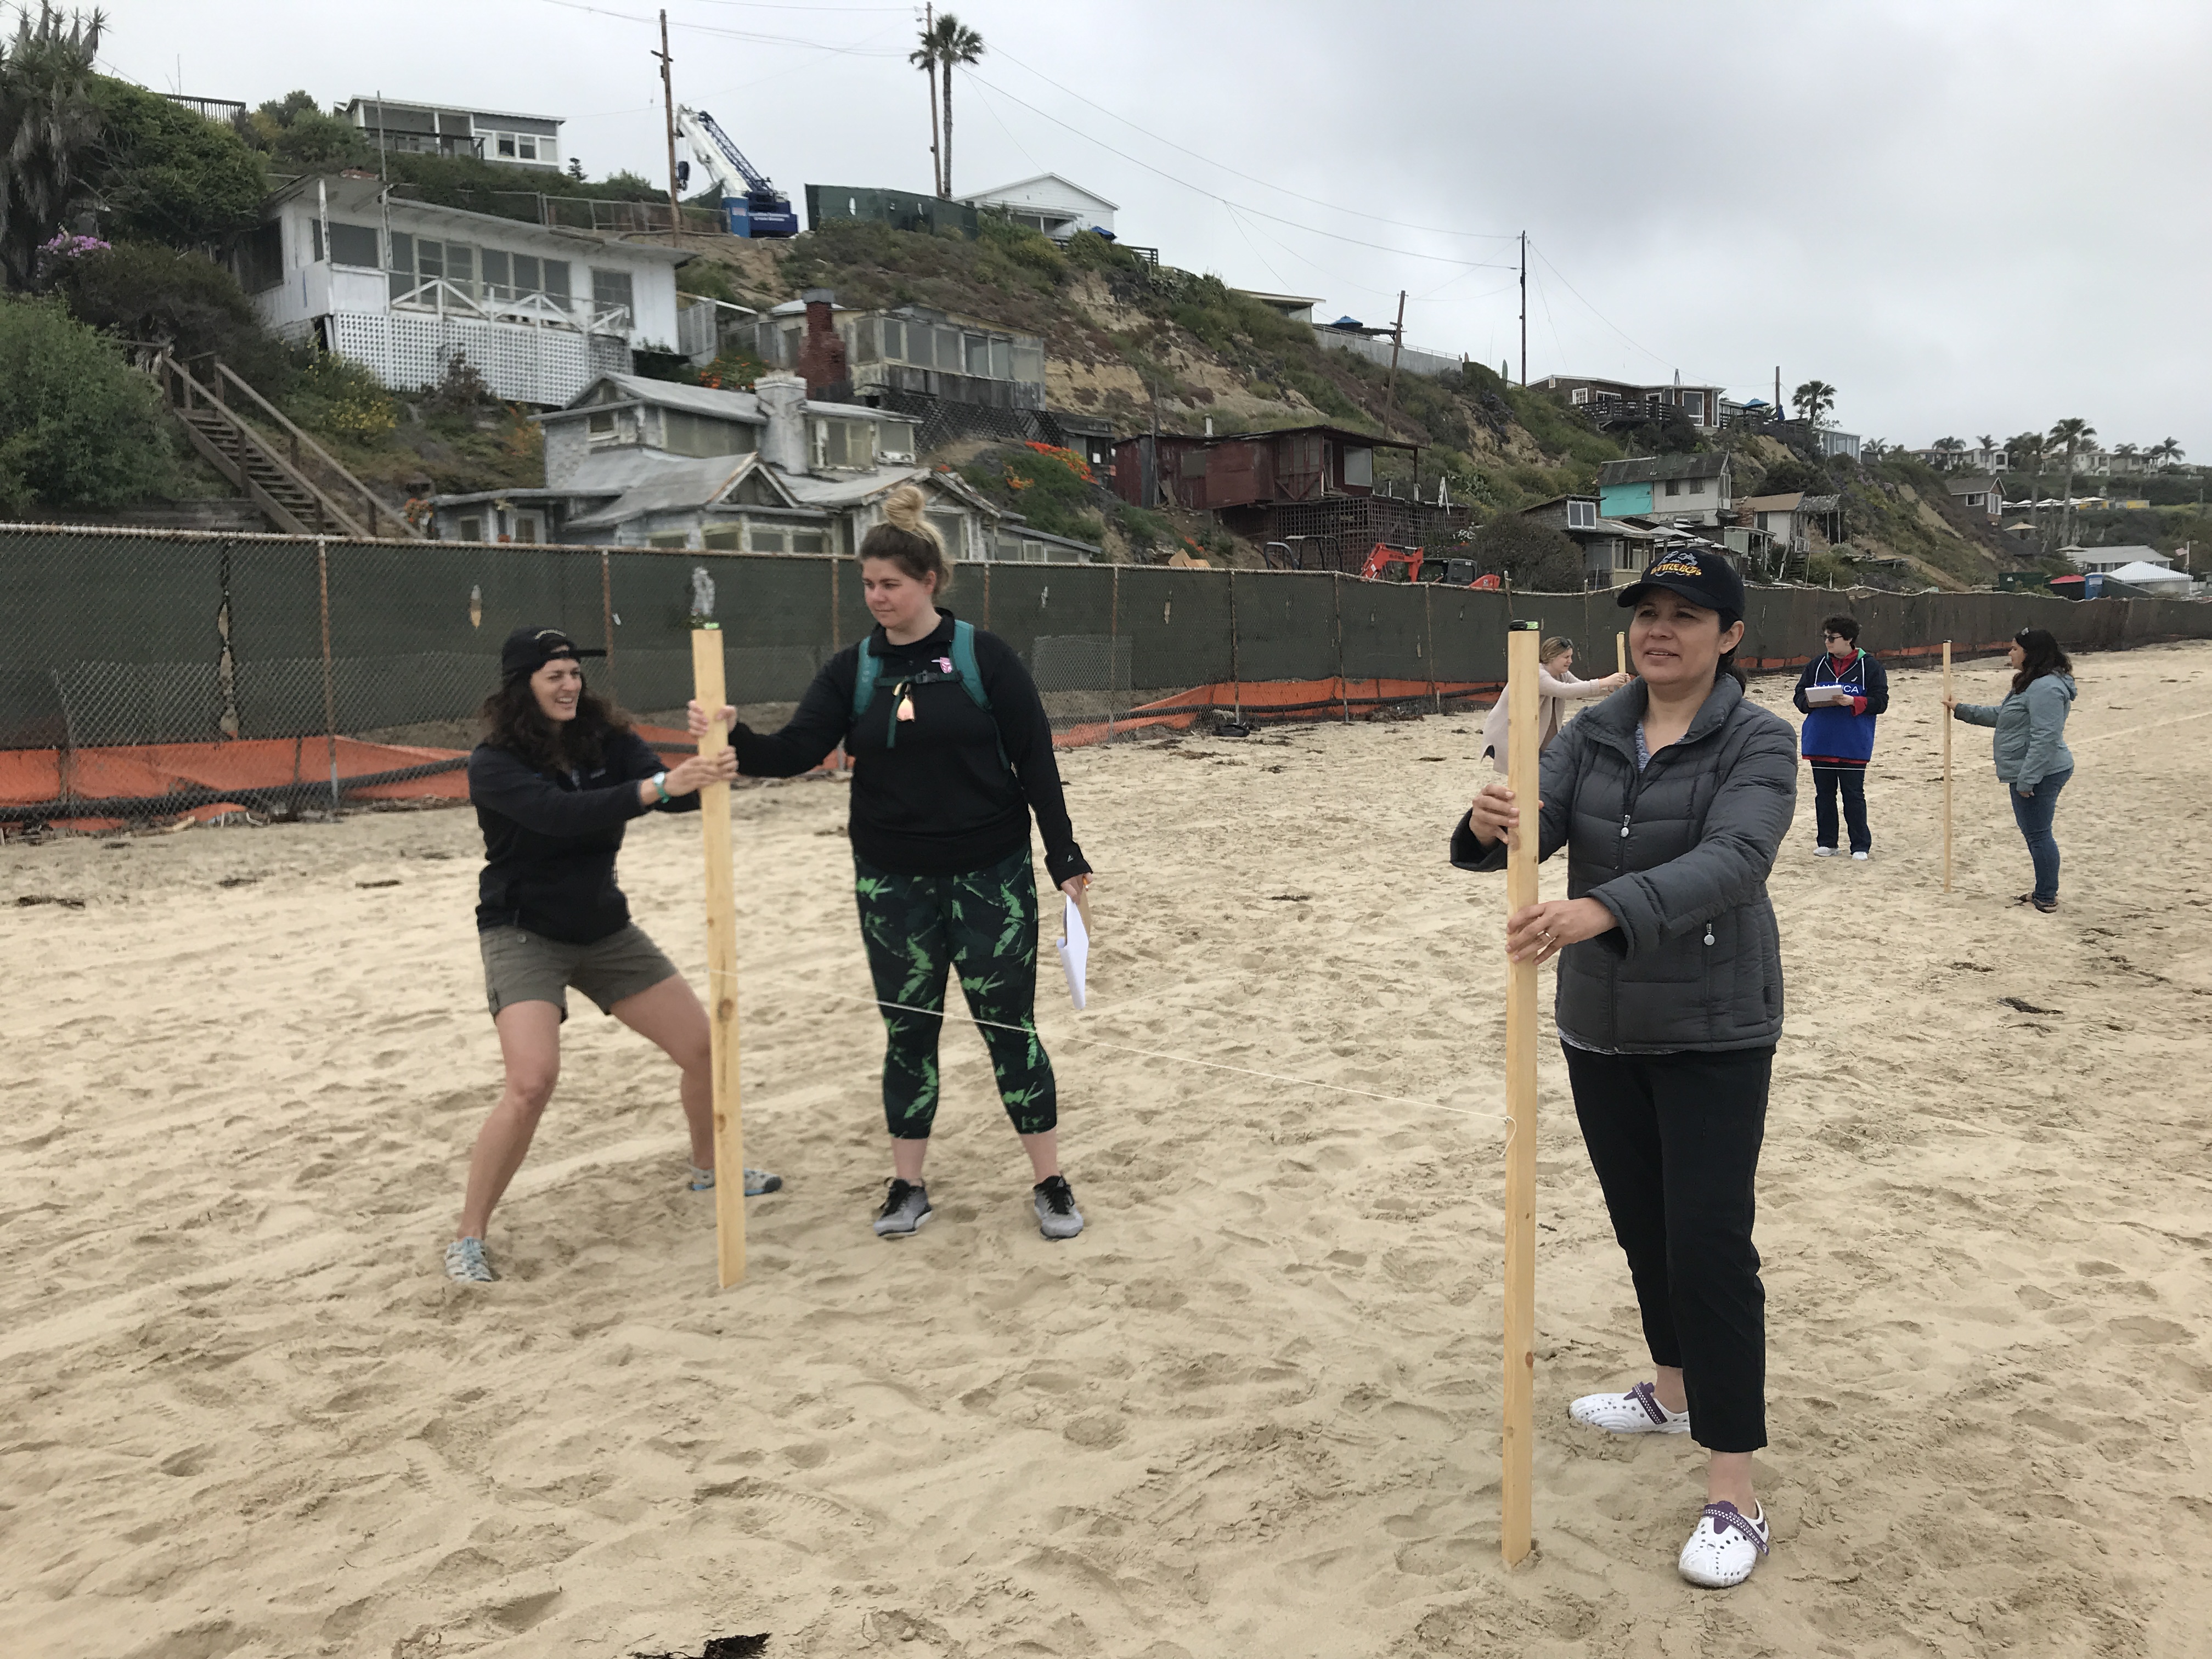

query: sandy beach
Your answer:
[4,639,2211,1659]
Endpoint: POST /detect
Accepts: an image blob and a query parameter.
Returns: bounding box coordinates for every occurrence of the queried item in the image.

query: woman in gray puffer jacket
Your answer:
[1454,548,1797,1590]
[1944,627,2076,913]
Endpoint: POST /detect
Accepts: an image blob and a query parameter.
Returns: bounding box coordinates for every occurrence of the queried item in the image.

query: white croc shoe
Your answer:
[1568,1380,1691,1435]
[1678,1500,1769,1588]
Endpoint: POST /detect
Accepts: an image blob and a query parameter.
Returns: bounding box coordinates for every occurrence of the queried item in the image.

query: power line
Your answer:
[1526,238,1675,377]
[984,41,1519,245]
[961,67,1518,272]
[527,0,906,51]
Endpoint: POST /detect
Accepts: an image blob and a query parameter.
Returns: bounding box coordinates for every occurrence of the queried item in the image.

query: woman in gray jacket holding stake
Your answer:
[1944,627,2077,912]
[1454,548,1797,1589]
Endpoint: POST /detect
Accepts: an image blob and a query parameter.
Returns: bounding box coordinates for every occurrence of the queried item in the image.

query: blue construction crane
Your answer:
[675,105,798,239]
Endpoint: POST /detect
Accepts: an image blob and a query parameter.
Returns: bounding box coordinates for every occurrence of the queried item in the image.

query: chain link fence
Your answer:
[4,522,2209,828]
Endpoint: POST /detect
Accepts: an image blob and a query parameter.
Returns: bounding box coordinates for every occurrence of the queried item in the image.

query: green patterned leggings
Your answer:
[853,849,1057,1138]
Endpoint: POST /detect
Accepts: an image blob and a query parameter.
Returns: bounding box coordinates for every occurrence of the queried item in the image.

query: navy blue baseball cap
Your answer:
[1619,545,1745,615]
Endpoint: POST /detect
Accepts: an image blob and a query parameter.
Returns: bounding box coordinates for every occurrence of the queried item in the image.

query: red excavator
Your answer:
[1358,542,1425,582]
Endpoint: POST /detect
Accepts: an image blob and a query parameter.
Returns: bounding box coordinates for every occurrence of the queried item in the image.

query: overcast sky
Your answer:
[95,0,2212,459]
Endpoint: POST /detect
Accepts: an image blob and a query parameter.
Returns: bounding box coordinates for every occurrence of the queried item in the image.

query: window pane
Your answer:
[459,516,482,541]
[989,337,1011,379]
[446,245,473,294]
[880,318,903,360]
[823,422,848,466]
[592,268,635,313]
[387,232,413,274]
[498,134,517,157]
[964,334,989,375]
[588,411,616,436]
[513,254,540,295]
[517,136,537,161]
[750,526,787,553]
[703,527,742,551]
[481,249,510,298]
[792,531,827,554]
[329,221,380,267]
[936,327,961,369]
[512,514,540,544]
[1011,343,1043,383]
[311,219,323,262]
[544,260,571,302]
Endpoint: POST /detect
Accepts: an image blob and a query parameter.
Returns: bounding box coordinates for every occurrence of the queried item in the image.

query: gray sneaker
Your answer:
[1032,1176,1084,1240]
[444,1236,496,1283]
[873,1178,932,1238]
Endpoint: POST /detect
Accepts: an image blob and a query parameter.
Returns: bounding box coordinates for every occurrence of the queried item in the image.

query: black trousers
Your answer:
[1562,1042,1773,1453]
[1812,763,1870,853]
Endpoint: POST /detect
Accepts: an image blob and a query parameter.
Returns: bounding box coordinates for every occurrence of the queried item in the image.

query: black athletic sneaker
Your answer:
[873,1178,932,1237]
[1032,1175,1085,1240]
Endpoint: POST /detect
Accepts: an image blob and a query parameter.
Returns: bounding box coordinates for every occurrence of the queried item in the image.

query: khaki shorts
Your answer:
[479,923,680,1020]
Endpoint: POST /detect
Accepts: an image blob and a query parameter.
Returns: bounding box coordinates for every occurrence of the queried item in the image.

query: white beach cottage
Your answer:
[236,173,690,407]
[426,371,1007,554]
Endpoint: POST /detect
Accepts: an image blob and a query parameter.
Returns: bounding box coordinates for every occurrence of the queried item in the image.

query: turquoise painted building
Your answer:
[1593,453,1732,524]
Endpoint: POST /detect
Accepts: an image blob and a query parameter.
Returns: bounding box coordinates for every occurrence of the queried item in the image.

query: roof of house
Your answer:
[1596,453,1730,486]
[541,374,922,428]
[962,173,1120,212]
[345,97,563,127]
[558,452,997,531]
[2064,543,2168,563]
[1741,493,1804,512]
[1947,475,2002,494]
[263,174,690,261]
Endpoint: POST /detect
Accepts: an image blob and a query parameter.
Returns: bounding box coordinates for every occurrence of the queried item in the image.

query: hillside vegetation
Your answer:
[687,219,2031,587]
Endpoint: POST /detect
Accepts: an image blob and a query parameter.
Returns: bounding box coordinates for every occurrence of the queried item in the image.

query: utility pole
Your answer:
[656,11,681,238]
[923,3,943,198]
[1774,365,1781,419]
[1385,288,1406,424]
[1517,231,1527,387]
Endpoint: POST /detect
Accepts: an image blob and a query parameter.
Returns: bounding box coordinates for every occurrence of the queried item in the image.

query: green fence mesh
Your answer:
[2,523,2208,822]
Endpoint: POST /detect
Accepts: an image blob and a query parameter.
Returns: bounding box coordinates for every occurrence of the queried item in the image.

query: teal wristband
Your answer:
[650,771,670,803]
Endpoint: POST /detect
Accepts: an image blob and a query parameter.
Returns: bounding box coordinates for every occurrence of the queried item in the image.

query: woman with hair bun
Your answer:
[690,484,1094,1241]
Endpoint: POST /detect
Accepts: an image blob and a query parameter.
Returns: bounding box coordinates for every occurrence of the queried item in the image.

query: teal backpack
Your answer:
[851,618,1008,766]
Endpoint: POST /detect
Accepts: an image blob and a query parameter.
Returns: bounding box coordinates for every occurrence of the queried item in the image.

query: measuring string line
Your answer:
[812,989,1509,1127]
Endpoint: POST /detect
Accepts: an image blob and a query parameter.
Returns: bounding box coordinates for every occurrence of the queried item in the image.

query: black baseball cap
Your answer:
[500,625,605,684]
[1619,545,1745,616]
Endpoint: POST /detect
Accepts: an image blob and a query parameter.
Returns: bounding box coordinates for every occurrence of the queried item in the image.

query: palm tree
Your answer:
[914,13,984,200]
[2047,417,2095,550]
[1931,436,1966,469]
[0,4,104,291]
[2151,437,2185,469]
[1791,379,1837,427]
[2006,430,2046,535]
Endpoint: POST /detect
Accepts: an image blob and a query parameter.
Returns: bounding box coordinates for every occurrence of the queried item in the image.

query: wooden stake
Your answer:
[1616,630,1628,677]
[691,623,745,1287]
[1502,620,1541,1567]
[1941,640,1953,895]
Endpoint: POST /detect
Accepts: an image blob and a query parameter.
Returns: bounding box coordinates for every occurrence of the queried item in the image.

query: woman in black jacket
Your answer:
[447,627,768,1285]
[691,485,1093,1242]
[1456,549,1797,1588]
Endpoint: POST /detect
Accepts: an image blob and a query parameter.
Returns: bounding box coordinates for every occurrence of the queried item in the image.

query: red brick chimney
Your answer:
[797,287,848,397]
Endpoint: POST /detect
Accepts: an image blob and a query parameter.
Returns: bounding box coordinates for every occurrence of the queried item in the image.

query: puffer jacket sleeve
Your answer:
[1450,716,1581,871]
[2015,678,2072,793]
[1585,715,1798,956]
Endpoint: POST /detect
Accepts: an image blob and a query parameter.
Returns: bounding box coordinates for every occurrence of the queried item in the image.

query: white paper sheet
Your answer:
[1055,894,1090,1011]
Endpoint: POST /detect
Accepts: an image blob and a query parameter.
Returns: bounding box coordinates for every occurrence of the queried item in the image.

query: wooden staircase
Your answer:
[150,354,425,541]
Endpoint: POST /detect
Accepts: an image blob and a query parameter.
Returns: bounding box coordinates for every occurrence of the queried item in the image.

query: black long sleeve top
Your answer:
[469,726,697,944]
[731,610,1091,887]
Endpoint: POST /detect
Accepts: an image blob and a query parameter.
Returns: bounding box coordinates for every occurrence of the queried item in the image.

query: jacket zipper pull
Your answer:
[1619,812,1631,840]
[1703,923,1715,946]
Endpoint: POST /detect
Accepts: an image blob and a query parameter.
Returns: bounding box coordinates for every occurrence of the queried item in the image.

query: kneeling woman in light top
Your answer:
[1454,549,1797,1588]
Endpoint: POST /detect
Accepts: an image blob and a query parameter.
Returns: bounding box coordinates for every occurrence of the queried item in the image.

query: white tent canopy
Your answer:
[2103,560,2193,591]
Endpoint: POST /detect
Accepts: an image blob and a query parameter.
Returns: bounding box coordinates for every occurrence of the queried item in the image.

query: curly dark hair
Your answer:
[479,672,630,774]
[2011,628,2073,696]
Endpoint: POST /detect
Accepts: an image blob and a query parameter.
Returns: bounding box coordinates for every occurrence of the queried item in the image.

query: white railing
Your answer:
[387,281,634,340]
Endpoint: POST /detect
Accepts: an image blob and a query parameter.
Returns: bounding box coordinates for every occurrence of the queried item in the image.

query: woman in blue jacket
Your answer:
[1945,628,2077,912]
[1790,614,1889,860]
